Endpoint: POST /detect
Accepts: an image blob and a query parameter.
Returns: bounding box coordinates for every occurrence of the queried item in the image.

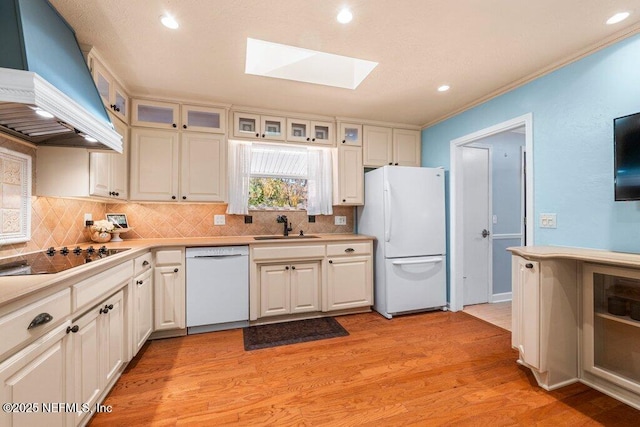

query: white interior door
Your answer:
[462,146,491,306]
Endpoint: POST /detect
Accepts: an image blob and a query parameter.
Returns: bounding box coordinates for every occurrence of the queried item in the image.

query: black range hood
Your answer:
[0,0,122,152]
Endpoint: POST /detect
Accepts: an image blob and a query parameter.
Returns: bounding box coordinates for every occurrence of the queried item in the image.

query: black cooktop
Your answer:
[0,246,130,276]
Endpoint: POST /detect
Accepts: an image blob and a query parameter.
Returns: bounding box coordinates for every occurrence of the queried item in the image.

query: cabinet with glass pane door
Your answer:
[233,112,286,141]
[582,263,640,408]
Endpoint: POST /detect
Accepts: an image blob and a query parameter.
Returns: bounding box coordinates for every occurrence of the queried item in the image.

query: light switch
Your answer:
[214,215,226,226]
[539,213,557,229]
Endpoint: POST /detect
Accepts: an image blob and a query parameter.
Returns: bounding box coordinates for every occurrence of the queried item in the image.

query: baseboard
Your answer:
[490,292,512,303]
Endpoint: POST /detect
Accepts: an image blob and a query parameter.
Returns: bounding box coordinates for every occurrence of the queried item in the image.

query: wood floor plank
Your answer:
[88,311,639,426]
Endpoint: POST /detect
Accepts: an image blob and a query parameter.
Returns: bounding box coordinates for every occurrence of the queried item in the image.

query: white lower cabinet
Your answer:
[71,290,125,426]
[133,269,153,355]
[0,322,73,427]
[153,248,186,331]
[260,262,320,317]
[511,255,578,390]
[325,243,373,311]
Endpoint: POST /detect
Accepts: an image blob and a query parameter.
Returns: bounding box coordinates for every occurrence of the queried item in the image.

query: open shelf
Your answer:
[596,311,640,328]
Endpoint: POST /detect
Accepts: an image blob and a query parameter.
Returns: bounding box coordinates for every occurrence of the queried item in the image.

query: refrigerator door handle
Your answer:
[392,257,443,265]
[384,181,391,242]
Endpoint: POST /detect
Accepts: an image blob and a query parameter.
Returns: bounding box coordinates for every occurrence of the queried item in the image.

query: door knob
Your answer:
[481,229,490,238]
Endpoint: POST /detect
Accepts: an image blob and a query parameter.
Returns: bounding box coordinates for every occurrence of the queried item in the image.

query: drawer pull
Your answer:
[142,260,150,267]
[525,263,534,269]
[27,312,53,330]
[345,248,355,253]
[66,325,79,334]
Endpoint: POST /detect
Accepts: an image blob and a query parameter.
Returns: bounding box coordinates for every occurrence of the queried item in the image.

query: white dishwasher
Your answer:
[186,246,249,334]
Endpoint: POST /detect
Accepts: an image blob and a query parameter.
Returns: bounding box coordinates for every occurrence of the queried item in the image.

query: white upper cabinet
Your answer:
[233,112,286,141]
[132,99,180,130]
[129,128,180,201]
[363,125,421,167]
[180,133,226,202]
[181,104,226,133]
[132,100,226,133]
[90,113,128,200]
[338,122,362,146]
[287,119,334,145]
[392,129,421,167]
[90,54,129,124]
[334,145,364,205]
[363,125,393,167]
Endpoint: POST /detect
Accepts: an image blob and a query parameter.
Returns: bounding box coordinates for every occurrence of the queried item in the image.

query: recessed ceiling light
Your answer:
[337,8,353,24]
[437,85,450,92]
[606,12,630,25]
[161,14,179,29]
[34,108,54,118]
[83,135,98,143]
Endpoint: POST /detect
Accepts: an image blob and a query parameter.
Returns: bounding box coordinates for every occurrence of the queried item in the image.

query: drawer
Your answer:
[0,288,71,357]
[252,244,325,261]
[73,261,133,311]
[326,242,372,257]
[154,248,184,266]
[133,252,153,276]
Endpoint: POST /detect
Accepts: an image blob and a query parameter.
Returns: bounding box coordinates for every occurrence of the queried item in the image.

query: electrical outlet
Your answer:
[539,213,557,229]
[83,213,93,227]
[214,215,226,226]
[334,216,347,225]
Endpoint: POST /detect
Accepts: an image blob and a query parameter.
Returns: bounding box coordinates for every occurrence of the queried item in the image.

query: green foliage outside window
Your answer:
[248,177,307,209]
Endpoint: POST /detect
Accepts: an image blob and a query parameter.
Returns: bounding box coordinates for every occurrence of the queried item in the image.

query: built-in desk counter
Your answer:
[508,245,640,411]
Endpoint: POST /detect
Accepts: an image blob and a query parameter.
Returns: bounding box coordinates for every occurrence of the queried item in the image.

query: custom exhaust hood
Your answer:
[0,0,122,152]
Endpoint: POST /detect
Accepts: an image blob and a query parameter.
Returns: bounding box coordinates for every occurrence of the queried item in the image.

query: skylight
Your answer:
[245,38,378,90]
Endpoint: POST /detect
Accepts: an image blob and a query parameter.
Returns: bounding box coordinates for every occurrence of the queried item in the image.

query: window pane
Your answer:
[249,177,307,210]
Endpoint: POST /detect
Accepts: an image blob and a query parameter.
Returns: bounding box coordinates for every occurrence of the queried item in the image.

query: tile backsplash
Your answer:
[0,197,354,258]
[104,203,355,240]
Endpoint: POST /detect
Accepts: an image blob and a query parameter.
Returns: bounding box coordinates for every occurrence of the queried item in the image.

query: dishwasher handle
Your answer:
[192,253,246,259]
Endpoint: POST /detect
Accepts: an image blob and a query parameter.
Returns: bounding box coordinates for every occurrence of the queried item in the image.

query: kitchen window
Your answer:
[227,141,332,215]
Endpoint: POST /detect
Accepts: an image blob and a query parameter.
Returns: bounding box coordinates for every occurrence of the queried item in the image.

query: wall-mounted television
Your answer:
[614,112,640,201]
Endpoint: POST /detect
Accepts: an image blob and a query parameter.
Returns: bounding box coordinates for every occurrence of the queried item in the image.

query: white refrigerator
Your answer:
[357,166,446,318]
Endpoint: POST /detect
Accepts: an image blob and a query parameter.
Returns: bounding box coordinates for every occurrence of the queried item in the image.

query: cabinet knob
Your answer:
[142,260,149,266]
[306,137,310,141]
[395,163,399,165]
[261,134,265,138]
[100,307,109,314]
[291,265,296,270]
[136,280,143,285]
[182,196,187,200]
[256,133,260,137]
[174,268,179,273]
[110,104,116,109]
[328,260,333,264]
[389,162,393,165]
[172,196,176,200]
[109,191,114,196]
[312,138,316,142]
[525,263,534,269]
[183,124,187,129]
[66,325,79,334]
[114,192,119,196]
[342,140,346,143]
[342,199,346,202]
[285,266,289,270]
[172,123,177,128]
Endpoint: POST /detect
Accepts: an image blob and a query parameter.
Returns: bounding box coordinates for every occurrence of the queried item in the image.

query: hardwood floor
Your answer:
[463,301,512,331]
[89,311,638,426]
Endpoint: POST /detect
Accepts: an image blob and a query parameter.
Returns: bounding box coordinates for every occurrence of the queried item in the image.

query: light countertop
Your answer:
[508,245,640,268]
[0,234,374,308]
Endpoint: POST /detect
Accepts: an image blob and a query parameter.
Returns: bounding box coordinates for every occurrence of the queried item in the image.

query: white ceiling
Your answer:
[49,0,640,128]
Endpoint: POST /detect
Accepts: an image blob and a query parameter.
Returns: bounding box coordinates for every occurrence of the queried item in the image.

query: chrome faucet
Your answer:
[276,215,293,236]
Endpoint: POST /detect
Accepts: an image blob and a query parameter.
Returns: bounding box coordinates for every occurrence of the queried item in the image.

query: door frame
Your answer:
[449,113,533,312]
[461,144,493,305]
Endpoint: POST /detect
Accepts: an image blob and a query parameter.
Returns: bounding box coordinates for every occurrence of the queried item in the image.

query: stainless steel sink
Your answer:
[253,235,319,240]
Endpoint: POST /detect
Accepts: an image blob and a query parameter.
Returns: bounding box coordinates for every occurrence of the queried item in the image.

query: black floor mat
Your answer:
[243,317,349,350]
